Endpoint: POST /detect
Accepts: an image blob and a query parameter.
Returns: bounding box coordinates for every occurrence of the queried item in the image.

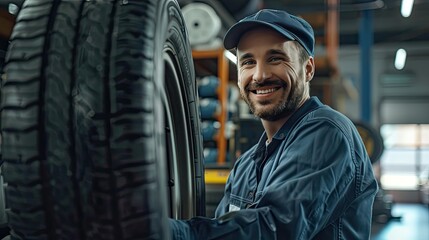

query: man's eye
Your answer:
[269,57,282,62]
[242,60,254,65]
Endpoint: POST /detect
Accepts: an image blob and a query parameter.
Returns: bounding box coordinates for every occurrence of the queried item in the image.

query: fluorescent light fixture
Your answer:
[394,48,407,70]
[401,0,414,17]
[224,50,237,64]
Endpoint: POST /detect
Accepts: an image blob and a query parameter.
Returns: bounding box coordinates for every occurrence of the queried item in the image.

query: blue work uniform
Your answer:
[170,96,378,239]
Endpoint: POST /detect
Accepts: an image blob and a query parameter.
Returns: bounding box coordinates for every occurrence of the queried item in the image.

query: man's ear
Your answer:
[237,79,243,90]
[305,57,315,82]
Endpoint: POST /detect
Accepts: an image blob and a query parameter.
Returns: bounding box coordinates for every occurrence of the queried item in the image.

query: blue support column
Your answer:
[359,10,373,123]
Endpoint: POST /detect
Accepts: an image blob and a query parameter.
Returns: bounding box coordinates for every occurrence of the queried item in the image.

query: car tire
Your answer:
[1,0,204,239]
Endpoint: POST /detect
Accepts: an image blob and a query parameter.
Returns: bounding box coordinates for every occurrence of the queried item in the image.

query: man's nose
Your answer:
[252,64,272,83]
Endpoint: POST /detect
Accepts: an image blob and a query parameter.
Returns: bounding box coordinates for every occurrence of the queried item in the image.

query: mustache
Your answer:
[245,79,287,91]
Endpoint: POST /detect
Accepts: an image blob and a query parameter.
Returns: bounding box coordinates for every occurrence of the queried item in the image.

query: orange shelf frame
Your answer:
[192,49,229,165]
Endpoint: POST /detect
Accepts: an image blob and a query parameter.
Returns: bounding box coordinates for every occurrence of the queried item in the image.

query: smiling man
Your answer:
[169,9,378,239]
[234,25,313,137]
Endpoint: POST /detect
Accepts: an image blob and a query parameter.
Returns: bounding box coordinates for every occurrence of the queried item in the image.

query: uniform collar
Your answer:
[273,96,323,141]
[252,96,324,157]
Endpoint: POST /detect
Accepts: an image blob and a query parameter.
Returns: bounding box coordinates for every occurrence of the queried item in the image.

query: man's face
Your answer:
[236,27,313,121]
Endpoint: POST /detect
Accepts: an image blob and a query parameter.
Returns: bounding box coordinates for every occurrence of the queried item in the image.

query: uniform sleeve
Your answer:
[170,120,361,239]
[213,160,236,217]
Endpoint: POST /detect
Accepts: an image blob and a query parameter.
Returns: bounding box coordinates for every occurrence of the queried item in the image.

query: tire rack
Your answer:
[192,48,229,166]
[300,0,339,107]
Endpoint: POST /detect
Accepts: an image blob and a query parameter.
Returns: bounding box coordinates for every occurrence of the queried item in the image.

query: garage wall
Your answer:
[380,98,429,124]
[337,42,429,126]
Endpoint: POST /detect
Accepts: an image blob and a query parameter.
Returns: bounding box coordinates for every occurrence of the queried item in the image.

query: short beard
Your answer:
[244,89,302,121]
[241,77,306,121]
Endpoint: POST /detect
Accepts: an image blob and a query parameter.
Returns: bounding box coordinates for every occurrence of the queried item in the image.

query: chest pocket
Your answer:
[228,192,254,212]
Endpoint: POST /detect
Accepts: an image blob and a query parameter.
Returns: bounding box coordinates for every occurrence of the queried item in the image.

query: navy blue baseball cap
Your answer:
[223,9,315,57]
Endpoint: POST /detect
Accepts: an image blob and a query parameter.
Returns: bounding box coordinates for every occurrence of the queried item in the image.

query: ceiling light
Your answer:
[401,0,414,17]
[224,50,237,65]
[394,48,407,70]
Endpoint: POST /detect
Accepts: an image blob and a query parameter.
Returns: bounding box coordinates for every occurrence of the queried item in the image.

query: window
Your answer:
[380,124,429,190]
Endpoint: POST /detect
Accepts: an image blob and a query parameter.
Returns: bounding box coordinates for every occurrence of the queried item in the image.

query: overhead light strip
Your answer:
[394,48,407,70]
[401,0,414,17]
[224,50,237,65]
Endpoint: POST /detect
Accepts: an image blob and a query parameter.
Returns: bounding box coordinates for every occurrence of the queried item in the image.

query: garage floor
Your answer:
[371,204,429,240]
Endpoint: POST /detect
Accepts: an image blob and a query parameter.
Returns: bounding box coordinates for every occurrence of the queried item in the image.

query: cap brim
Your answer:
[223,21,296,50]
